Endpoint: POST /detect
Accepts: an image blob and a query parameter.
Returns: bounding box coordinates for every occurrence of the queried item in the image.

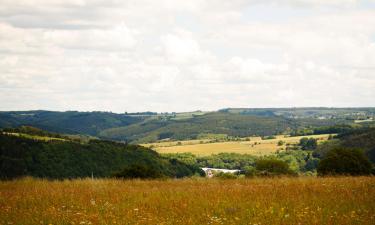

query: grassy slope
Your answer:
[1,177,374,225]
[144,134,332,156]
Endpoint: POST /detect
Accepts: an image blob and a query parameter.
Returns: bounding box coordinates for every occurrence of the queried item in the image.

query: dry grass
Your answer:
[1,176,374,225]
[145,134,331,156]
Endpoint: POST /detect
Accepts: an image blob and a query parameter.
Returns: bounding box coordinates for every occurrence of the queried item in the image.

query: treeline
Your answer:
[165,150,319,176]
[0,133,202,180]
[2,126,65,138]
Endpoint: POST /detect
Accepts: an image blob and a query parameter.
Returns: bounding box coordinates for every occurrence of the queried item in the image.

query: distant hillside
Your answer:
[99,112,338,143]
[221,107,375,120]
[0,110,145,135]
[0,131,201,179]
[0,108,374,143]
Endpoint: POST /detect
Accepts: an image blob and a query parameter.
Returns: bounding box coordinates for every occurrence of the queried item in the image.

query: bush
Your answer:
[317,148,372,176]
[262,136,276,140]
[255,159,294,176]
[243,166,257,177]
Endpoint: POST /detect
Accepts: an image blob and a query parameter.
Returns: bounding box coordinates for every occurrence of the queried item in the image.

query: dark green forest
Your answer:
[0,133,201,180]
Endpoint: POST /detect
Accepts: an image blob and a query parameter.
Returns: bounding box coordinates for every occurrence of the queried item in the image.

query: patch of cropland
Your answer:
[145,134,331,156]
[0,177,374,225]
[0,131,201,180]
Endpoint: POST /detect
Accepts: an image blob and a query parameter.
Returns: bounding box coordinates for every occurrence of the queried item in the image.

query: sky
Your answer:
[0,0,375,113]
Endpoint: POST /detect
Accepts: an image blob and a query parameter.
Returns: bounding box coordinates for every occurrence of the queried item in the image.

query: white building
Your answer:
[201,167,241,178]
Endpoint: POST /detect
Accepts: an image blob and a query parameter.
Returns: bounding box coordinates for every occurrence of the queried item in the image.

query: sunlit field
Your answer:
[1,177,374,225]
[144,134,331,156]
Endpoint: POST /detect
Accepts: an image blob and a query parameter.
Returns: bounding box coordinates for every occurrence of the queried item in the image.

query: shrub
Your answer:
[255,159,294,176]
[317,148,372,176]
[243,166,257,177]
[262,136,276,140]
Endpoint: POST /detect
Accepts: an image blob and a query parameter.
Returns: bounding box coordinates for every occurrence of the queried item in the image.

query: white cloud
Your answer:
[161,33,202,63]
[0,0,374,112]
[43,25,137,51]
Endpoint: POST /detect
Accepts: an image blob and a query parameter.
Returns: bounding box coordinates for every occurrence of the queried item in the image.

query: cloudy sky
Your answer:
[0,0,375,113]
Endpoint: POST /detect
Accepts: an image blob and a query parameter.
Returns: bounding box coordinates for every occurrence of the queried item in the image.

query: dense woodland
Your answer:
[0,131,202,179]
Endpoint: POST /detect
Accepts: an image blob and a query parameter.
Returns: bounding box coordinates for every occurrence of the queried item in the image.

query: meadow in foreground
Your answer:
[0,177,374,225]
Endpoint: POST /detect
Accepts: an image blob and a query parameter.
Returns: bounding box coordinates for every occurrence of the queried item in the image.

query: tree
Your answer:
[255,158,294,176]
[299,138,317,150]
[277,140,285,146]
[317,148,372,176]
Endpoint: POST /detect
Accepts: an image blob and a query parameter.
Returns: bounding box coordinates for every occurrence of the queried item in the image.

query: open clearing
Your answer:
[0,177,374,225]
[143,134,332,156]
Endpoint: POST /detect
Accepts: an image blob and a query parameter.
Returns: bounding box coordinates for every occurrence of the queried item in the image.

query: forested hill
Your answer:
[0,108,374,143]
[0,110,144,136]
[0,132,201,179]
[98,112,334,143]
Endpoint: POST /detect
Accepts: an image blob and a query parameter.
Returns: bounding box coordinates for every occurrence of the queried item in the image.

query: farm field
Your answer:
[0,177,374,225]
[143,134,332,156]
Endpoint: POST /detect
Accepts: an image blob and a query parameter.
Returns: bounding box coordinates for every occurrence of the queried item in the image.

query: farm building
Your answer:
[201,168,241,178]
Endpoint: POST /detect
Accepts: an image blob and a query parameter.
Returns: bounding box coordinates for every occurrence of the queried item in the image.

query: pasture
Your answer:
[143,134,332,156]
[0,177,374,225]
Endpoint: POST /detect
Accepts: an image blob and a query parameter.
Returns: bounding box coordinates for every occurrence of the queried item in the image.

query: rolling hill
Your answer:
[0,108,374,143]
[0,130,201,179]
